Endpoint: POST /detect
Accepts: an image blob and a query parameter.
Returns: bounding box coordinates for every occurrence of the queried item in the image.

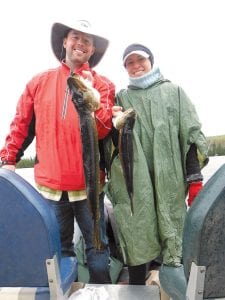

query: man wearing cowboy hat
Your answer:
[0,20,115,283]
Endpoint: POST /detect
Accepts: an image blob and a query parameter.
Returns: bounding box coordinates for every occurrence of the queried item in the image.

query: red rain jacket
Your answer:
[0,62,115,190]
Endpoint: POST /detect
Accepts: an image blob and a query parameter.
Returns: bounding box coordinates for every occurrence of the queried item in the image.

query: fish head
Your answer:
[67,76,86,111]
[116,108,136,130]
[67,75,100,113]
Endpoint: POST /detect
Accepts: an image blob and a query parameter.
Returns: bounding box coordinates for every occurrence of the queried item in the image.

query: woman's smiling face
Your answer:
[124,54,152,78]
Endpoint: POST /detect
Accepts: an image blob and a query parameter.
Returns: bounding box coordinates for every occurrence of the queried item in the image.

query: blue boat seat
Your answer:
[159,163,225,300]
[183,163,225,299]
[0,169,78,299]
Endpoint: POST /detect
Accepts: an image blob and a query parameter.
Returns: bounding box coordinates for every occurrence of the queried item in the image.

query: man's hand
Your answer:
[187,181,203,206]
[81,70,94,86]
[1,164,16,171]
[79,71,100,109]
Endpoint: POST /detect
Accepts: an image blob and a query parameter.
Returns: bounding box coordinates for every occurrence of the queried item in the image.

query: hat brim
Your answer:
[51,22,109,68]
[123,50,149,65]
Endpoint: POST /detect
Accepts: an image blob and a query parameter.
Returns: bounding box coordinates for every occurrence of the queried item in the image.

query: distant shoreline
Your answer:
[15,156,225,187]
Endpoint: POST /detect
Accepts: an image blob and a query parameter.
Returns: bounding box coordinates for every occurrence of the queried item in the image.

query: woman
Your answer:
[106,43,208,291]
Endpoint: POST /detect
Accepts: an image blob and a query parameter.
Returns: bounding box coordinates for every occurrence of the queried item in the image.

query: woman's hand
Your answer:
[112,106,123,117]
[112,106,124,129]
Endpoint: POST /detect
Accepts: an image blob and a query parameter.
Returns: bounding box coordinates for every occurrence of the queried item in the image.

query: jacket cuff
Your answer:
[1,160,16,166]
[186,173,203,183]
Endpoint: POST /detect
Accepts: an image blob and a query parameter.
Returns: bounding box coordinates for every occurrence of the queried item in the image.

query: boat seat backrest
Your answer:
[183,163,225,299]
[0,168,61,287]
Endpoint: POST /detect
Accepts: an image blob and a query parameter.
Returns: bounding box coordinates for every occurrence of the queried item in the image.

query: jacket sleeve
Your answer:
[93,74,115,139]
[178,86,209,173]
[0,79,36,164]
[186,143,203,183]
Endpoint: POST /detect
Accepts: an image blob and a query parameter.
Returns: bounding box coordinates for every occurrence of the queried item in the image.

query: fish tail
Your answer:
[130,193,134,216]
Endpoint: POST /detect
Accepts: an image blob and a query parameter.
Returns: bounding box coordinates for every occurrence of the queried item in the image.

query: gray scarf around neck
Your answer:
[128,67,162,89]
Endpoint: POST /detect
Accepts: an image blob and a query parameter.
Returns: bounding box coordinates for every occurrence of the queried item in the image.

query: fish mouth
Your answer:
[68,74,88,92]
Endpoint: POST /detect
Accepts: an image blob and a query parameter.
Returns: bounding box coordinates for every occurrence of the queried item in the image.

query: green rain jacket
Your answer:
[105,72,208,266]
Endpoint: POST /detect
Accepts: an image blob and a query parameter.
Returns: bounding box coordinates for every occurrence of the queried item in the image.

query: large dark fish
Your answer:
[67,74,102,250]
[117,108,136,215]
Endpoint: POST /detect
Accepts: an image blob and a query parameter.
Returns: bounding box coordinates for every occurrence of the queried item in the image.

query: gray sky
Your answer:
[0,0,225,158]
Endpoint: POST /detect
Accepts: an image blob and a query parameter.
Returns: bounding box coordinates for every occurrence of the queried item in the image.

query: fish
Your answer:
[117,108,136,215]
[67,73,102,250]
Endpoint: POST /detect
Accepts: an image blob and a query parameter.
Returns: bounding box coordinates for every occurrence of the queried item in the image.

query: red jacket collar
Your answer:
[61,61,92,75]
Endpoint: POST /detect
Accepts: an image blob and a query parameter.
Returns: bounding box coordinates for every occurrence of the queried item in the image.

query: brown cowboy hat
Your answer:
[51,20,109,68]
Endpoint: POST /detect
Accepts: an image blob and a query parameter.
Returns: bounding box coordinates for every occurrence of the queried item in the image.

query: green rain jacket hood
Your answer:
[105,69,208,266]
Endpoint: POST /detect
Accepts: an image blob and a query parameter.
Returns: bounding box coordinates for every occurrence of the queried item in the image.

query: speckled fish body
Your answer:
[67,75,101,249]
[118,108,136,215]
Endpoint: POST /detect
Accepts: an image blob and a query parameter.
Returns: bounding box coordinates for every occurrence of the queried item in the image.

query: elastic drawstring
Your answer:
[62,71,74,119]
[61,85,69,119]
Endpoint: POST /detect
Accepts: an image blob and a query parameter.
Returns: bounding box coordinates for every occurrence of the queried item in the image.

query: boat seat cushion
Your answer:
[0,169,77,291]
[183,163,225,299]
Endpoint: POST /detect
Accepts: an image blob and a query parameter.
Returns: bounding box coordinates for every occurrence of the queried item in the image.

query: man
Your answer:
[0,20,115,283]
